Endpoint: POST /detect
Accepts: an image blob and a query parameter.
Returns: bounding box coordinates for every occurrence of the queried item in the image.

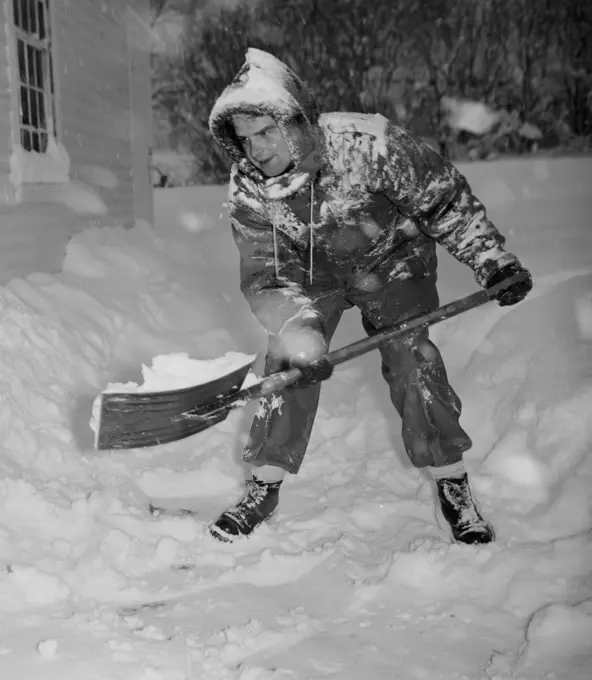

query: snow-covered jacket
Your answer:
[209,48,519,335]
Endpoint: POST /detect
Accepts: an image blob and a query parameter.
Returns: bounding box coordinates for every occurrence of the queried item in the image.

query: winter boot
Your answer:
[210,477,282,542]
[436,473,495,545]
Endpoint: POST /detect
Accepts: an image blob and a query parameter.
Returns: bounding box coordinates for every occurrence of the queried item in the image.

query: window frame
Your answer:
[14,0,57,153]
[6,0,69,186]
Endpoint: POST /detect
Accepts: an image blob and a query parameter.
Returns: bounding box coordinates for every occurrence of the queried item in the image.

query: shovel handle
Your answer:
[327,270,528,367]
[242,271,529,400]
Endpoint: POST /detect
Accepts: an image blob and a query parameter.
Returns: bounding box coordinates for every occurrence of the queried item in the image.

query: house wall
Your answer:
[127,0,154,226]
[0,0,153,285]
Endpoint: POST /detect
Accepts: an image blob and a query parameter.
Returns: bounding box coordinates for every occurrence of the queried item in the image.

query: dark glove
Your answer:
[486,263,533,307]
[276,316,332,388]
[286,354,334,389]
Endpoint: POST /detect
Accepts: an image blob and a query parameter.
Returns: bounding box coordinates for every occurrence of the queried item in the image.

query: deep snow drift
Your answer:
[0,155,591,680]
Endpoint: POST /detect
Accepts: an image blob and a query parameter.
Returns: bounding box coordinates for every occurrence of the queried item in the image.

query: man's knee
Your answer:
[410,334,439,362]
[380,330,440,372]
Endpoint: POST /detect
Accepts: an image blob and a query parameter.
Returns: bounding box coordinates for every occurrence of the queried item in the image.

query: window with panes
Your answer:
[12,0,57,153]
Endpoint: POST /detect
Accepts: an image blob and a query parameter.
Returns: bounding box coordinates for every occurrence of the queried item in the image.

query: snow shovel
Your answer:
[94,272,527,450]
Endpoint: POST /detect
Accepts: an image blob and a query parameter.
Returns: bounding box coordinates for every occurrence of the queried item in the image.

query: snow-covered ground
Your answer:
[0,155,591,680]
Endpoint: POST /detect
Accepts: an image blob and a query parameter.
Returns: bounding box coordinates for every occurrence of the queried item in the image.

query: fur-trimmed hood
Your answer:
[209,48,320,181]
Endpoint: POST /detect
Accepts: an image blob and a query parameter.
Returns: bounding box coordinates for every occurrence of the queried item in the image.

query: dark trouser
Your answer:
[243,277,472,475]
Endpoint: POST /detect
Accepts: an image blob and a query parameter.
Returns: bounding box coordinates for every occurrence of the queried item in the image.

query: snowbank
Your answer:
[0,220,259,611]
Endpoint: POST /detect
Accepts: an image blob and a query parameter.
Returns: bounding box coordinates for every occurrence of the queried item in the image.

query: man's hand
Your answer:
[486,263,533,306]
[278,322,333,389]
[286,354,334,388]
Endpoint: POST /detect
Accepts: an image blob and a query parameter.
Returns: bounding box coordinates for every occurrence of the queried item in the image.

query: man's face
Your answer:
[233,114,292,177]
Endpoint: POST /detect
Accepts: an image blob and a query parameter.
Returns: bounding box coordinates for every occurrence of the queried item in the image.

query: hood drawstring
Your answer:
[308,182,315,285]
[272,215,280,280]
[271,181,315,286]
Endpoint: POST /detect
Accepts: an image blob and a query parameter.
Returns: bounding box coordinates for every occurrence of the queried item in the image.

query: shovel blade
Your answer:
[95,358,256,450]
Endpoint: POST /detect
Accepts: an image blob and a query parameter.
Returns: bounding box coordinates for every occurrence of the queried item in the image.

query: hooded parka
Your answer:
[209,49,520,474]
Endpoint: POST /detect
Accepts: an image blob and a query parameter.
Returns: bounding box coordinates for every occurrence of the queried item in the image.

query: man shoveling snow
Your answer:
[207,48,532,545]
